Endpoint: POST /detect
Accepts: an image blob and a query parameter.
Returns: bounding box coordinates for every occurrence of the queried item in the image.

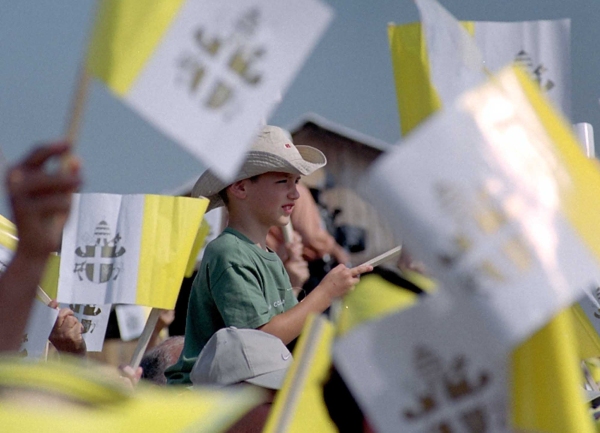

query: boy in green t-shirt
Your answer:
[165,125,371,385]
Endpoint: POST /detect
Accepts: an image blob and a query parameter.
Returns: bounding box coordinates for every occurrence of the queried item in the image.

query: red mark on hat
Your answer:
[284,143,292,149]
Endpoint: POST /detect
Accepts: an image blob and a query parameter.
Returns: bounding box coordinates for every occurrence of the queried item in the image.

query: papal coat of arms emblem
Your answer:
[73,221,126,284]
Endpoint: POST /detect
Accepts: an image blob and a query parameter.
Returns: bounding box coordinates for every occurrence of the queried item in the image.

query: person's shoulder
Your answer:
[205,230,244,253]
[203,230,252,266]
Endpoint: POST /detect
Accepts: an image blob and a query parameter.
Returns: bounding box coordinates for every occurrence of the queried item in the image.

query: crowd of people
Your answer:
[8,124,593,433]
[0,128,418,432]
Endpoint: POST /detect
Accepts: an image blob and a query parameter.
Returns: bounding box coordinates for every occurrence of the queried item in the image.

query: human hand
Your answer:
[157,309,175,331]
[48,300,86,356]
[7,142,81,259]
[284,232,304,261]
[317,263,372,299]
[285,256,309,289]
[331,244,350,266]
[118,364,143,389]
[284,232,310,288]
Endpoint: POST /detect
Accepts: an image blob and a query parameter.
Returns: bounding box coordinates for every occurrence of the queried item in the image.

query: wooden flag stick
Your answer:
[329,245,402,322]
[361,245,402,268]
[282,221,294,243]
[36,286,53,306]
[129,308,162,369]
[64,65,92,147]
[61,0,101,160]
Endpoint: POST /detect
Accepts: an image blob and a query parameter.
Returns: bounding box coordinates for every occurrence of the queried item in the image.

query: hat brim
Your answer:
[244,367,290,390]
[192,145,326,212]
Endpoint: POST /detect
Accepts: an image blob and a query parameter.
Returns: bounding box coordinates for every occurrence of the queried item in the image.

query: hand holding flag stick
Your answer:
[329,245,402,322]
[282,221,294,243]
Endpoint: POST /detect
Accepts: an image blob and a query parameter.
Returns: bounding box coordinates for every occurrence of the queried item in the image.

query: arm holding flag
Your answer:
[0,142,81,352]
[258,262,372,345]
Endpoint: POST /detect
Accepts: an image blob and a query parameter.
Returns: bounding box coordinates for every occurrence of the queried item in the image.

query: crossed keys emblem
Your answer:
[402,346,499,433]
[73,221,125,284]
[514,50,555,93]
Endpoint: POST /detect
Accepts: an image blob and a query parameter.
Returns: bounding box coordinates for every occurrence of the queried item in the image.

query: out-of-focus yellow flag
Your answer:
[336,270,432,336]
[387,22,444,136]
[86,0,333,182]
[0,215,17,258]
[264,314,337,433]
[184,218,211,278]
[569,303,600,360]
[388,15,570,136]
[0,215,58,301]
[0,355,264,433]
[365,63,600,430]
[87,0,186,96]
[511,309,595,433]
[39,253,60,300]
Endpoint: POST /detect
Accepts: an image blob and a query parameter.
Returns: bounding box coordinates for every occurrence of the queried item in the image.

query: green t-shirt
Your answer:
[165,228,298,385]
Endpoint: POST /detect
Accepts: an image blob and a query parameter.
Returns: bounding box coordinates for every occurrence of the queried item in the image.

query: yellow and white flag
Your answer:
[574,292,600,358]
[0,356,265,433]
[511,309,596,433]
[264,314,337,433]
[334,294,508,433]
[363,66,600,346]
[57,193,207,309]
[87,0,333,181]
[389,0,570,135]
[0,215,17,271]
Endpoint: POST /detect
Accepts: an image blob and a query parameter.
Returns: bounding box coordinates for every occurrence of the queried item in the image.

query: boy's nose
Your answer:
[289,185,300,200]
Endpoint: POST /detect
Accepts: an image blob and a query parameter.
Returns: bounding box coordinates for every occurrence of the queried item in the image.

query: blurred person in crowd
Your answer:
[268,229,310,295]
[141,336,184,385]
[0,142,81,353]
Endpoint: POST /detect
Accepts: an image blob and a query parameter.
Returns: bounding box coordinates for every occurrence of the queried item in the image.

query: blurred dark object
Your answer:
[169,271,197,336]
[334,225,366,254]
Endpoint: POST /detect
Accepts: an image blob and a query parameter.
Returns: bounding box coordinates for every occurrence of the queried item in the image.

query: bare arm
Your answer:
[0,143,81,352]
[258,263,372,344]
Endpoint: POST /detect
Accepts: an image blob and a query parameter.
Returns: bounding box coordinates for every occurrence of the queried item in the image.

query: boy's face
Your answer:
[244,172,301,229]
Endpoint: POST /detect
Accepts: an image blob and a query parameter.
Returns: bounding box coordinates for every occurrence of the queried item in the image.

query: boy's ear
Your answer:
[228,180,248,200]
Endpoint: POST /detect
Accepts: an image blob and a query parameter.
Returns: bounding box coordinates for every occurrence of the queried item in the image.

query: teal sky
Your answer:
[1,0,598,216]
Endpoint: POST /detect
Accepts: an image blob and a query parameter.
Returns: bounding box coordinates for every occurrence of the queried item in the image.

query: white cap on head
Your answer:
[190,327,293,390]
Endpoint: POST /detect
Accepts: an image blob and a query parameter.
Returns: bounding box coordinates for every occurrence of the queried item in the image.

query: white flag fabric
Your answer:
[57,193,207,309]
[574,122,595,158]
[414,0,486,105]
[415,0,570,115]
[578,293,600,342]
[362,67,600,345]
[473,19,571,117]
[88,0,333,182]
[115,305,149,342]
[334,294,508,433]
[20,299,59,359]
[390,1,571,134]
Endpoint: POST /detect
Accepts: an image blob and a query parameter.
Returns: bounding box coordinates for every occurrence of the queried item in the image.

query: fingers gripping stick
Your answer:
[329,245,403,322]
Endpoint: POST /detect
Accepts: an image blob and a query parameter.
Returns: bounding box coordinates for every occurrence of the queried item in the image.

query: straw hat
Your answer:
[192,125,326,212]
